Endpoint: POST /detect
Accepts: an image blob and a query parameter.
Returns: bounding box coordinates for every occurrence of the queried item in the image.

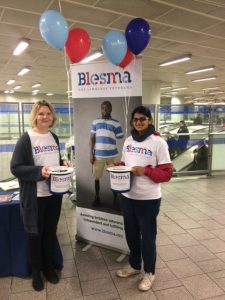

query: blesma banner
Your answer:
[71,58,142,98]
[71,60,142,253]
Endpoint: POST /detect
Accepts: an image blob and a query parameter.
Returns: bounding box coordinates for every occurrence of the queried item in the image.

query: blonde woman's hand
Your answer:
[41,166,50,178]
[63,160,70,167]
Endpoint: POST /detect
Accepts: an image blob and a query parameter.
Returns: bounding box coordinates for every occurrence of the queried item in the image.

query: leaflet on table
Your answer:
[0,179,19,191]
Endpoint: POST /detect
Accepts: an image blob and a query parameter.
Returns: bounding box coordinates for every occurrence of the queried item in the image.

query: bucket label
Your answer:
[50,173,72,193]
[110,171,131,192]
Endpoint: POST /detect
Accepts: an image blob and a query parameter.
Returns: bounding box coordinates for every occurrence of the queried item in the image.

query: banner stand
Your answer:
[71,59,142,254]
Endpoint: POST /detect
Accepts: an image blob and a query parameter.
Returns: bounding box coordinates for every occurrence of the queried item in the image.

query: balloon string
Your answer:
[64,55,72,138]
[58,0,62,13]
[58,0,72,138]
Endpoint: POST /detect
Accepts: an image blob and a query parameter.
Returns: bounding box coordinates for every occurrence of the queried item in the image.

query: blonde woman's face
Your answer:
[35,106,53,129]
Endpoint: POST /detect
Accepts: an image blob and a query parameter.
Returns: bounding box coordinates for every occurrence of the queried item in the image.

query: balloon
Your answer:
[65,28,91,63]
[119,48,134,68]
[39,10,68,50]
[102,31,127,65]
[125,18,151,55]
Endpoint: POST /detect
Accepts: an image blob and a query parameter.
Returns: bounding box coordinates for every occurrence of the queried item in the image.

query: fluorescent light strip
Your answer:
[202,87,219,91]
[13,39,30,56]
[185,66,215,75]
[171,87,187,91]
[192,77,216,82]
[208,91,224,95]
[80,51,103,63]
[18,67,30,76]
[6,79,15,85]
[160,86,172,90]
[32,83,41,88]
[13,85,21,90]
[159,54,192,67]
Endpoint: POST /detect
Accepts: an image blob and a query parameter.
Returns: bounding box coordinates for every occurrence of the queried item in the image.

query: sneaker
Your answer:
[138,273,155,291]
[116,266,141,278]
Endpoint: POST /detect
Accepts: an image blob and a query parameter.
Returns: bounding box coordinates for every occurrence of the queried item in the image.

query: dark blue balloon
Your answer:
[125,18,151,55]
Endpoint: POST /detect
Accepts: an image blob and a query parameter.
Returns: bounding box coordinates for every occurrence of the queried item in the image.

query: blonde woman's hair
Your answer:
[30,100,57,128]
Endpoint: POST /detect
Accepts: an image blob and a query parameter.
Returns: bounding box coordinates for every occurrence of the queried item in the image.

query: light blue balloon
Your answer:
[102,31,127,65]
[39,10,68,50]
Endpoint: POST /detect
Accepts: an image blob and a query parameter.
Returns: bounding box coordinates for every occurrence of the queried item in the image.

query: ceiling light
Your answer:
[80,51,103,63]
[192,76,216,82]
[160,86,172,90]
[9,90,14,94]
[6,79,15,85]
[208,91,224,95]
[185,66,215,75]
[13,85,21,90]
[32,89,39,93]
[171,87,187,91]
[46,93,53,96]
[202,87,219,91]
[17,66,30,76]
[4,90,9,94]
[13,39,30,55]
[159,54,192,67]
[32,83,41,88]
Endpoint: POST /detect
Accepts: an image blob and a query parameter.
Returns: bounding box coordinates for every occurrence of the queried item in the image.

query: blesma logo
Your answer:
[78,71,132,86]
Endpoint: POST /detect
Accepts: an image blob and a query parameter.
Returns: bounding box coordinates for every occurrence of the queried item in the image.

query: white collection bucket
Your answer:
[107,166,132,193]
[49,166,73,195]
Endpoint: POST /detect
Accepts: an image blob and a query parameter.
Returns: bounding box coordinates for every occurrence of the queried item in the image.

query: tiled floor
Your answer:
[2,175,225,300]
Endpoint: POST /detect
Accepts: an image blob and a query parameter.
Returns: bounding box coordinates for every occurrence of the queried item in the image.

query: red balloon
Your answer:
[119,48,134,68]
[65,28,91,63]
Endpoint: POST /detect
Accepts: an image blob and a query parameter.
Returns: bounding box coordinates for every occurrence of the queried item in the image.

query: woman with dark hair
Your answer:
[11,100,69,291]
[115,105,173,291]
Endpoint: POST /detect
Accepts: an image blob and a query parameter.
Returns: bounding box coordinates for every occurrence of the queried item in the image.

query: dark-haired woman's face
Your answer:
[132,113,152,134]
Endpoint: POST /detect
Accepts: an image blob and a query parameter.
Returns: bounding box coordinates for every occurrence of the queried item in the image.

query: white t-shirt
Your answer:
[28,130,60,197]
[121,134,171,200]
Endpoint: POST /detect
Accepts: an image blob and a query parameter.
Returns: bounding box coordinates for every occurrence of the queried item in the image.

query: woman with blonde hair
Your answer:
[11,100,69,291]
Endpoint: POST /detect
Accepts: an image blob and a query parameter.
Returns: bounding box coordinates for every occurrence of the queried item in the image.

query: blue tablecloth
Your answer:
[0,192,63,277]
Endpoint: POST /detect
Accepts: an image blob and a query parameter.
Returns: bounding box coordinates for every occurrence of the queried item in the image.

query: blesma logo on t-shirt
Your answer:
[33,144,59,155]
[125,144,152,157]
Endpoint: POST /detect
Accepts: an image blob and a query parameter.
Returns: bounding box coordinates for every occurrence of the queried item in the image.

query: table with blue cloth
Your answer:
[0,190,63,277]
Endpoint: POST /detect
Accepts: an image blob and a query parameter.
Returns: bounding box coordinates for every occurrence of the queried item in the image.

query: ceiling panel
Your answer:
[0,0,225,101]
[156,9,216,31]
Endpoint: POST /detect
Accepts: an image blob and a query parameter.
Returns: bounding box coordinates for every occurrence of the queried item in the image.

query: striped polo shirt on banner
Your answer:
[91,117,124,158]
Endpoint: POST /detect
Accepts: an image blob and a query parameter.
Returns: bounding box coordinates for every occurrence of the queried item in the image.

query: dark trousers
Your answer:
[121,196,161,274]
[28,195,62,271]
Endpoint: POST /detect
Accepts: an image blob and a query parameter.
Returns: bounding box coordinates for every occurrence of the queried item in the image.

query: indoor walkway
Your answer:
[2,175,225,300]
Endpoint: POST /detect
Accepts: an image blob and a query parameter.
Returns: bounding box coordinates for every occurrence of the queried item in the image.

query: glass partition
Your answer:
[0,103,20,180]
[0,102,20,139]
[158,104,211,175]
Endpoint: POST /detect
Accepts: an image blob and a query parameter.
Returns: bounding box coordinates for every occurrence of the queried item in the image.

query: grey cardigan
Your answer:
[10,131,62,235]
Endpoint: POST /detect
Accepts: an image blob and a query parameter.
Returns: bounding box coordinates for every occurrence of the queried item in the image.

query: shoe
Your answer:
[44,268,59,284]
[138,273,155,291]
[93,196,101,207]
[116,266,141,278]
[32,269,44,291]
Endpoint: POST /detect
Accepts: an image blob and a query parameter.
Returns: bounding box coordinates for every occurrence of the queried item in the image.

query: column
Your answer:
[142,80,160,105]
